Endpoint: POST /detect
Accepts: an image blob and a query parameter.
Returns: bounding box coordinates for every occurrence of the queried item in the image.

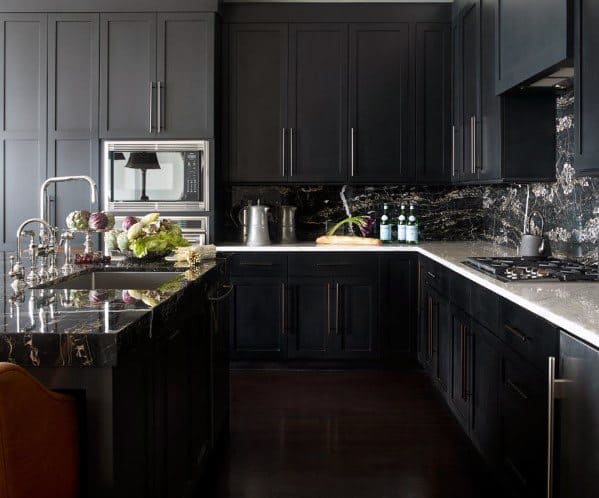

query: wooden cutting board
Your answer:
[315,235,382,246]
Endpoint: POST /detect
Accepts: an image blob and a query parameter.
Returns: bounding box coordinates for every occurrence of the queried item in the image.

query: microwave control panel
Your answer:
[183,151,201,200]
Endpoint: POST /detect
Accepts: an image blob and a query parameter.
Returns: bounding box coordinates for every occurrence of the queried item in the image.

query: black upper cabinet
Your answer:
[574,0,599,177]
[100,13,156,138]
[495,0,570,95]
[227,23,288,183]
[100,12,214,139]
[288,24,348,183]
[0,14,47,249]
[349,23,412,183]
[48,13,99,229]
[415,23,451,183]
[156,13,214,139]
[452,0,556,184]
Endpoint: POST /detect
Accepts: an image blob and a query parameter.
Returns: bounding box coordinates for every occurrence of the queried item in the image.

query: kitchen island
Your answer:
[0,254,230,498]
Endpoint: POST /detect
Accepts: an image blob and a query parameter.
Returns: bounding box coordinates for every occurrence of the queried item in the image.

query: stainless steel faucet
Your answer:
[39,175,98,230]
[15,218,54,286]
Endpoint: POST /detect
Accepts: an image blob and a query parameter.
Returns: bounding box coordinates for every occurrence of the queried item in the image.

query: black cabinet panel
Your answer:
[495,0,569,95]
[47,13,99,228]
[574,0,599,176]
[349,23,412,183]
[288,23,348,182]
[287,277,331,358]
[450,307,472,429]
[228,24,288,183]
[415,22,451,183]
[0,14,47,249]
[230,277,286,359]
[157,13,214,138]
[100,13,157,138]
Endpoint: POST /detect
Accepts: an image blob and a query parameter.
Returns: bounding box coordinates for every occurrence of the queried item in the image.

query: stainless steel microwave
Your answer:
[103,140,210,213]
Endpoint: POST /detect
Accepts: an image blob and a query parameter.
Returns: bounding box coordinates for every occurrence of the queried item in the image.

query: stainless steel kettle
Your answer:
[278,205,297,243]
[520,210,551,258]
[241,202,271,246]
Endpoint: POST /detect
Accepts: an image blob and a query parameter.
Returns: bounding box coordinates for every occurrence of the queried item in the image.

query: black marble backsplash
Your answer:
[218,90,599,262]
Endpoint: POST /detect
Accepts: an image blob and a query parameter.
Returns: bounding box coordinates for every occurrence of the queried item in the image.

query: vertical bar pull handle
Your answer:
[149,82,154,133]
[350,128,356,177]
[157,81,163,133]
[471,116,477,174]
[547,356,556,498]
[282,128,287,177]
[290,128,294,177]
[327,282,332,336]
[335,283,340,335]
[451,125,456,177]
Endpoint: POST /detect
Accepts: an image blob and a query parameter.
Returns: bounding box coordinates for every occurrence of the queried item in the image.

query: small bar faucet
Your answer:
[39,175,98,230]
[15,218,54,286]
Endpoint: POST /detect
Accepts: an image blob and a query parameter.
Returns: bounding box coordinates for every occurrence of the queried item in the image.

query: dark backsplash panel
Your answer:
[218,90,599,262]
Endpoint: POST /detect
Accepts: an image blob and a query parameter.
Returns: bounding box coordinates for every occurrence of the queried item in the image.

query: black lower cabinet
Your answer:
[449,306,472,430]
[470,320,502,463]
[229,277,286,360]
[287,277,332,359]
[500,349,546,498]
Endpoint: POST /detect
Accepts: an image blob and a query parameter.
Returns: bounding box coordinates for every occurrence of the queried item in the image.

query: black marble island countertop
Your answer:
[0,254,221,368]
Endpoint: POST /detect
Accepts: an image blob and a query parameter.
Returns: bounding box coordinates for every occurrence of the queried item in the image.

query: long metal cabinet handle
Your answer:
[281,283,286,336]
[327,282,332,335]
[451,125,456,177]
[471,116,477,174]
[290,128,294,177]
[350,128,355,177]
[157,81,163,133]
[282,128,287,177]
[547,357,556,498]
[149,82,154,133]
[428,297,433,360]
[335,283,340,335]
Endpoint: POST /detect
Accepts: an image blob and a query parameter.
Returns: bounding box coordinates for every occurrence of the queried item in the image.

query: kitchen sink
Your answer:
[43,271,184,290]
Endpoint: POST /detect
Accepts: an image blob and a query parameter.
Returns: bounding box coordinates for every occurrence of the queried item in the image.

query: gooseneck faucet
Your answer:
[39,175,98,233]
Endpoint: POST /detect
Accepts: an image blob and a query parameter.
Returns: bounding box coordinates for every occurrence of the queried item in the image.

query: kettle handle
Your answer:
[237,206,248,226]
[527,210,545,236]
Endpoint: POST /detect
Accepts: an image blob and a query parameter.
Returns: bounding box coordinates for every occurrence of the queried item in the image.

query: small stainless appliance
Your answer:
[103,140,210,213]
[464,257,599,282]
[244,203,271,246]
[278,205,297,243]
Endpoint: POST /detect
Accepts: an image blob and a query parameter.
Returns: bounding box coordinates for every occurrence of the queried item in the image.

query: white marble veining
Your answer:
[217,241,599,349]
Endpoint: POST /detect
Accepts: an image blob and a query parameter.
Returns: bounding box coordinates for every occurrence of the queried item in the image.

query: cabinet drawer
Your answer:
[419,257,449,295]
[288,253,377,277]
[229,253,287,277]
[500,300,558,372]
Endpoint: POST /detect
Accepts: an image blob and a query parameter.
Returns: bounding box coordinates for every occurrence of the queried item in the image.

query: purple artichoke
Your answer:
[122,216,138,231]
[89,212,109,231]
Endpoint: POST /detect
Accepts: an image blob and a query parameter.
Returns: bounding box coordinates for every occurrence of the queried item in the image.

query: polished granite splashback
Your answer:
[219,90,599,262]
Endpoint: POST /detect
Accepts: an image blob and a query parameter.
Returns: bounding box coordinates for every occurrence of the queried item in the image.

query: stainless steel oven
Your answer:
[103,140,210,213]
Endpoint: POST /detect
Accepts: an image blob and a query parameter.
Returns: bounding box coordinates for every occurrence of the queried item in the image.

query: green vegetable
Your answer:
[104,230,120,251]
[140,212,160,226]
[327,216,372,237]
[127,222,144,241]
[128,225,189,258]
[117,232,130,252]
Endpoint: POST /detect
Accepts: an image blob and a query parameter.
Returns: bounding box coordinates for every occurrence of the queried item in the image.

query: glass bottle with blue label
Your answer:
[379,203,392,243]
[406,204,419,244]
[397,204,407,243]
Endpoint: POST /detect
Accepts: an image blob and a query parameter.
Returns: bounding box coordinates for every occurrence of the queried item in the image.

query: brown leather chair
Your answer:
[0,363,79,498]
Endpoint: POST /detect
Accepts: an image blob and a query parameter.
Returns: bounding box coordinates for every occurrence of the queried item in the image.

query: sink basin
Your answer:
[43,271,184,290]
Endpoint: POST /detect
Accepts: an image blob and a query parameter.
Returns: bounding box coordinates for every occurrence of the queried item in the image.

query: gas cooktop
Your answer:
[463,257,599,282]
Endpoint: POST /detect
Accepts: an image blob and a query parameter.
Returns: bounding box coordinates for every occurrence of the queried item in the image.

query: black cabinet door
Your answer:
[335,276,379,359]
[349,23,412,183]
[47,13,99,229]
[460,2,480,182]
[450,306,472,429]
[500,349,546,498]
[415,22,451,183]
[495,0,569,95]
[432,292,451,395]
[0,14,47,249]
[230,277,286,359]
[288,23,348,183]
[418,284,434,371]
[574,0,599,176]
[157,13,214,139]
[228,24,288,183]
[100,13,157,138]
[451,20,462,182]
[379,255,416,360]
[555,332,599,498]
[470,321,502,464]
[287,277,332,359]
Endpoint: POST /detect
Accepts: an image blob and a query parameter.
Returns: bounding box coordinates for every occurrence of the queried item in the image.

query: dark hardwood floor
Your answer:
[207,369,504,498]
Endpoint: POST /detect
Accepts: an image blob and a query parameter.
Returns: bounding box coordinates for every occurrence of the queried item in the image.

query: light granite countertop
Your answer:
[217,241,599,349]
